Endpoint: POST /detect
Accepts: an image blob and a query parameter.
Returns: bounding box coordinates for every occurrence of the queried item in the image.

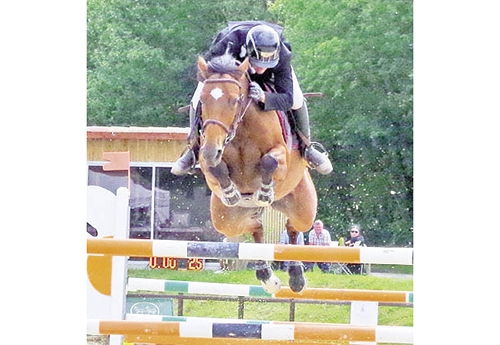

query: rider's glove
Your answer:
[249,82,265,103]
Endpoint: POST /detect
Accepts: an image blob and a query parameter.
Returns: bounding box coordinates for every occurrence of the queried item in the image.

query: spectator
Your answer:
[280,228,305,245]
[344,224,366,274]
[278,228,305,271]
[345,224,365,247]
[304,220,332,273]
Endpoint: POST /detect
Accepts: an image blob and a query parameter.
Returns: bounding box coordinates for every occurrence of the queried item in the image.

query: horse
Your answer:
[196,54,318,293]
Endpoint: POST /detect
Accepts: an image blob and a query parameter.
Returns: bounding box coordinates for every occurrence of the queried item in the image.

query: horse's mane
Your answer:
[198,54,245,81]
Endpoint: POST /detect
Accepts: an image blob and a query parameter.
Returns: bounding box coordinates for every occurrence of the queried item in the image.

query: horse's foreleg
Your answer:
[209,161,241,207]
[254,153,278,207]
[286,220,307,293]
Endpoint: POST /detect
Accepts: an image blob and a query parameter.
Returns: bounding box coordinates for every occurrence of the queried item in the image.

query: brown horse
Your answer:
[196,54,318,293]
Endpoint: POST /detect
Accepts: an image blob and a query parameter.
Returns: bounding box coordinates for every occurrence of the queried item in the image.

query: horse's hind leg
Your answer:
[286,222,307,293]
[272,175,317,293]
[212,203,281,293]
[252,224,281,294]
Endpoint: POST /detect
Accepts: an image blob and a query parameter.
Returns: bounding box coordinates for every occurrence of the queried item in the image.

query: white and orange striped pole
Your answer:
[87,238,413,265]
[88,319,413,344]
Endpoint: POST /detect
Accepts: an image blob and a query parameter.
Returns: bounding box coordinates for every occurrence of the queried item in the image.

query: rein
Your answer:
[201,76,253,146]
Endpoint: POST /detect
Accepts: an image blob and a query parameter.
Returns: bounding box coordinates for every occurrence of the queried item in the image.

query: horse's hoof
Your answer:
[288,263,307,293]
[221,194,241,207]
[256,265,272,281]
[253,190,274,207]
[289,274,307,293]
[261,274,282,294]
[255,264,281,294]
[221,184,241,207]
[254,197,273,207]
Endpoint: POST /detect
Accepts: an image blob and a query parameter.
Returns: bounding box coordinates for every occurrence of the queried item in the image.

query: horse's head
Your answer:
[197,55,251,167]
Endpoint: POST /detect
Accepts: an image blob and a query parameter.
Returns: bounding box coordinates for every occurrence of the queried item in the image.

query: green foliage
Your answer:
[87,0,413,246]
[270,0,413,245]
[87,0,277,126]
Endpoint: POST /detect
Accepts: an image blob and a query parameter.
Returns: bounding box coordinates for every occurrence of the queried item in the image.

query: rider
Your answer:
[171,21,333,175]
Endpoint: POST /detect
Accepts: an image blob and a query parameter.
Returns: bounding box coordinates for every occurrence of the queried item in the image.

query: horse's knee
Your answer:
[209,161,229,180]
[260,154,278,175]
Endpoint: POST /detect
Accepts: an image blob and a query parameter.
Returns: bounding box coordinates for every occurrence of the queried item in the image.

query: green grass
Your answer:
[128,268,413,328]
[370,264,413,275]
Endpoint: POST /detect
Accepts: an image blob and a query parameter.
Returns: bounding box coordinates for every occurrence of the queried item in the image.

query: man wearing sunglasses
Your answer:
[345,224,366,274]
[172,20,333,176]
[345,224,365,247]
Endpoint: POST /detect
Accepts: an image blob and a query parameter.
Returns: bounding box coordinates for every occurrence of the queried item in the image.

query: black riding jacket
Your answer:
[203,21,295,112]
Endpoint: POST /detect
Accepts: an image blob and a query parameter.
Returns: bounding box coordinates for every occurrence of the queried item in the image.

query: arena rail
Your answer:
[88,238,413,265]
[88,318,413,344]
[127,277,413,304]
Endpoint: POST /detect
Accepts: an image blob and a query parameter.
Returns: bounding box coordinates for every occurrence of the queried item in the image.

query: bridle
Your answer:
[200,75,253,146]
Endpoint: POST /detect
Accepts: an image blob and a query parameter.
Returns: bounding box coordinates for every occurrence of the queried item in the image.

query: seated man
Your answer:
[171,20,333,176]
[304,220,332,273]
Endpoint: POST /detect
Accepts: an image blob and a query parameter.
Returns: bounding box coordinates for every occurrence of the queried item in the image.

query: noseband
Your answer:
[200,77,253,146]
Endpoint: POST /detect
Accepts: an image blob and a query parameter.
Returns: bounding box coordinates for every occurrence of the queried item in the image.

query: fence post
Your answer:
[177,294,184,316]
[350,301,379,345]
[238,297,245,319]
[289,300,296,321]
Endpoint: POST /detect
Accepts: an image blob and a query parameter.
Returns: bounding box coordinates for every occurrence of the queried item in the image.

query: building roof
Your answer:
[87,126,189,141]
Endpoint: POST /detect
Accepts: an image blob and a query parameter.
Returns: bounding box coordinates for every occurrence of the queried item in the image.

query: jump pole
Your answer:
[88,319,413,344]
[88,238,413,265]
[127,277,413,304]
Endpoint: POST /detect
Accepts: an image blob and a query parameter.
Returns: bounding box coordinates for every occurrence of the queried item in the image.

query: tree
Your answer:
[87,0,413,246]
[270,0,413,245]
[87,0,276,126]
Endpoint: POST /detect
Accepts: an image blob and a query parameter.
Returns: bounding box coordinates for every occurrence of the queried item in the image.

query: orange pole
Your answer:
[291,323,376,342]
[124,335,349,344]
[275,287,409,303]
[98,320,179,336]
[87,238,153,257]
[274,245,360,263]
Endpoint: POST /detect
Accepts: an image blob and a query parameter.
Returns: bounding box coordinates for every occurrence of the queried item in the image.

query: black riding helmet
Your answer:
[245,24,281,68]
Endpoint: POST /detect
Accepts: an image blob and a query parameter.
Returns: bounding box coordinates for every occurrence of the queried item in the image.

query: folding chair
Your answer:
[332,261,354,274]
[332,242,367,275]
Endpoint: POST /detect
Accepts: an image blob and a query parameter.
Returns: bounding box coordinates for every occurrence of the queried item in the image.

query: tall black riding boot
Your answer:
[171,103,201,175]
[292,101,333,175]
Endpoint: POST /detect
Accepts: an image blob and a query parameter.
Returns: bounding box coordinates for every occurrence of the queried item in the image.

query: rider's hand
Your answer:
[249,82,265,103]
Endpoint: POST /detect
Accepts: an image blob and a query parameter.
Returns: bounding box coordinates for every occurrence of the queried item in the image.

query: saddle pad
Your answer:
[262,84,299,151]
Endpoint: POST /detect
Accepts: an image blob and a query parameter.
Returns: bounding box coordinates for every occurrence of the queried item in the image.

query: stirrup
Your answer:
[304,142,333,175]
[171,147,197,175]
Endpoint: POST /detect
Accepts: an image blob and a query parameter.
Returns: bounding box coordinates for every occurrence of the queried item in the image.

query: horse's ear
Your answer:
[239,57,249,74]
[198,56,208,78]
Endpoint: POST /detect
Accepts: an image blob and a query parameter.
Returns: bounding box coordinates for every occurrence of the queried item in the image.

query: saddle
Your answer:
[262,82,299,152]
